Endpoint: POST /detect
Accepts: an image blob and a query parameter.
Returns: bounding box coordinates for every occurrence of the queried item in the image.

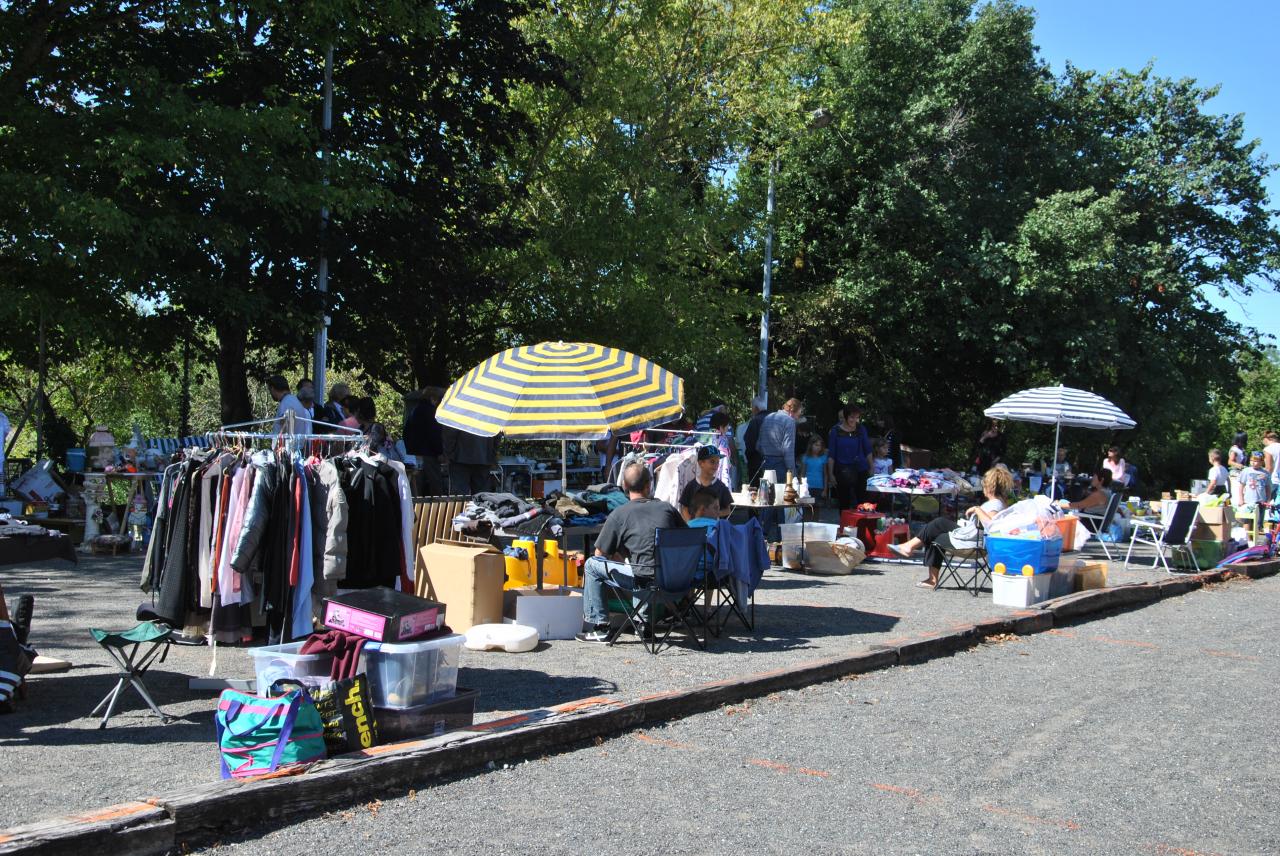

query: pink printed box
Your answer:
[323,588,446,643]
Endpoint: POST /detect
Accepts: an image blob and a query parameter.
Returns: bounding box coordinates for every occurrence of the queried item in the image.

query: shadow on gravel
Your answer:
[749,604,900,637]
[460,667,619,713]
[5,668,215,739]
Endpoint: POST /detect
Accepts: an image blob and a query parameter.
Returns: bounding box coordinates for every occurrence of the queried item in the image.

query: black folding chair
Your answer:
[602,527,710,654]
[1078,491,1123,561]
[935,526,990,596]
[1125,499,1199,574]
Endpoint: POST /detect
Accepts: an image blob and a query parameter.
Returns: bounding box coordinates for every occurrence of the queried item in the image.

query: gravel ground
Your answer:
[201,572,1280,856]
[0,536,1165,828]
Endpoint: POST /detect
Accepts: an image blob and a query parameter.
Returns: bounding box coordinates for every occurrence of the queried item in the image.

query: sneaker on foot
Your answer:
[575,625,612,644]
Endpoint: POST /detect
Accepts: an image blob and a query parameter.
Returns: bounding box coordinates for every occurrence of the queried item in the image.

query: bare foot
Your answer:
[915,579,935,589]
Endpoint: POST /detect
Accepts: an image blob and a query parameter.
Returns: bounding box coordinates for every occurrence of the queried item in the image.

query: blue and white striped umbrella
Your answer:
[984,385,1135,430]
[984,385,1135,496]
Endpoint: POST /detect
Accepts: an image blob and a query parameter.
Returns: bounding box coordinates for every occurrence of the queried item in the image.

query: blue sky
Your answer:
[1029,0,1280,342]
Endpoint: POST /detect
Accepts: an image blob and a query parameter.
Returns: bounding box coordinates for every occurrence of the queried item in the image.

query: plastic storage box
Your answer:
[992,572,1052,608]
[780,522,844,573]
[986,536,1063,575]
[249,642,333,696]
[362,633,463,709]
[374,687,479,742]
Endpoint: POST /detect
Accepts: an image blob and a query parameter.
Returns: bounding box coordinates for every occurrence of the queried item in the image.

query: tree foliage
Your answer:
[1,0,1277,491]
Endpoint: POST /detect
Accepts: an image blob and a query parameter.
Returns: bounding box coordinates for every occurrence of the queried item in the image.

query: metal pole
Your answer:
[757,158,776,407]
[35,309,46,460]
[1050,421,1062,500]
[312,44,333,402]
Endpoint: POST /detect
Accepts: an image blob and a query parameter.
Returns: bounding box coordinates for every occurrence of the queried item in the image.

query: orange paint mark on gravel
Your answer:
[746,758,831,778]
[634,732,700,751]
[1146,843,1223,856]
[1202,649,1260,662]
[1047,629,1077,637]
[983,803,1081,831]
[871,783,921,798]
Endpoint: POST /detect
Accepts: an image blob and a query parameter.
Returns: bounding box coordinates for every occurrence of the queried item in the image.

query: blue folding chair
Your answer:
[602,527,711,654]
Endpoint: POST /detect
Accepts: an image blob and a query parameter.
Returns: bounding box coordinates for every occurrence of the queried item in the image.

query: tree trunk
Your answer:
[216,317,252,426]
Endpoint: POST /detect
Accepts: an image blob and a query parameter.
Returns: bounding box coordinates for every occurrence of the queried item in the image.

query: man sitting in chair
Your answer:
[577,462,687,644]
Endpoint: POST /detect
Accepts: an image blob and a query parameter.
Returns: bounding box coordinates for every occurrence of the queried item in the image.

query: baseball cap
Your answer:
[697,445,722,461]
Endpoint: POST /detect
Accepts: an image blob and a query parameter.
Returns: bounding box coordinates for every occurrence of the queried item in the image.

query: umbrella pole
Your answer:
[1050,421,1062,500]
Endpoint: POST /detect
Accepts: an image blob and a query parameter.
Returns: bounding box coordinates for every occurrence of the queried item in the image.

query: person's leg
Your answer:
[894,517,957,557]
[834,466,854,511]
[921,532,953,586]
[581,556,614,630]
[850,470,868,507]
[761,456,787,541]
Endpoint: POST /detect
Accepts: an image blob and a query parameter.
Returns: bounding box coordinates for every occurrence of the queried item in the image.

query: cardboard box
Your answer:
[323,588,446,643]
[418,543,505,633]
[1192,505,1234,542]
[503,586,584,640]
[1073,560,1108,591]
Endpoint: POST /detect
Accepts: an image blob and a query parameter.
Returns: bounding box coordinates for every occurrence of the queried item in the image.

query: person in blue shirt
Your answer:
[802,435,829,499]
[685,488,720,582]
[826,403,873,511]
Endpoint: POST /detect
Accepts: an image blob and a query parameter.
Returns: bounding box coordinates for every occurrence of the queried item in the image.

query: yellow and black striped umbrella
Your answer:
[437,341,684,440]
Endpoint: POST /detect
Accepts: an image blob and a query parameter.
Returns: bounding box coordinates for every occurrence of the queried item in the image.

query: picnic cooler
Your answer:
[374,687,480,743]
[780,522,846,574]
[249,642,333,696]
[986,535,1062,576]
[362,634,463,709]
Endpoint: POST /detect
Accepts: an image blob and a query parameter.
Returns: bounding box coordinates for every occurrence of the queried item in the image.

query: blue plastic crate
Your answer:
[987,536,1063,576]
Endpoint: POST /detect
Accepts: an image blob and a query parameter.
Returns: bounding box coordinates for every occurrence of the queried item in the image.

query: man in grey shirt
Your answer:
[757,398,804,478]
[756,397,803,541]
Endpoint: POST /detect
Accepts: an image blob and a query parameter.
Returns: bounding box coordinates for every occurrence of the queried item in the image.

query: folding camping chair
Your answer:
[1124,499,1199,574]
[89,621,174,728]
[1078,491,1123,561]
[601,527,710,654]
[934,526,991,596]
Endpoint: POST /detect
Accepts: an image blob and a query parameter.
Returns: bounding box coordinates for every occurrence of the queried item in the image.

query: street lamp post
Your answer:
[757,159,776,408]
[756,109,833,410]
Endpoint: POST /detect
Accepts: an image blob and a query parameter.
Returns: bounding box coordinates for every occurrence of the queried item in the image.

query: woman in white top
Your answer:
[1102,446,1128,488]
[889,466,1014,589]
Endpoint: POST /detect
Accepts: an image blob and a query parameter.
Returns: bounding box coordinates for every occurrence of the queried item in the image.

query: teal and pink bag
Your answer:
[215,687,327,779]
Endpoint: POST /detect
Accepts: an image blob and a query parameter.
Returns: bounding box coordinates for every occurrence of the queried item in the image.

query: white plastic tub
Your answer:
[362,633,464,709]
[248,642,332,697]
[992,572,1052,608]
[780,522,840,544]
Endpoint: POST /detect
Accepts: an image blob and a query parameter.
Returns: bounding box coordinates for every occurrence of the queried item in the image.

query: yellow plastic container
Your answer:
[504,553,534,589]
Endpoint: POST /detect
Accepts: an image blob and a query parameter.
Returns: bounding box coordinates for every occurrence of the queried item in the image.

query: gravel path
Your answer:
[201,572,1280,855]
[0,537,1166,828]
